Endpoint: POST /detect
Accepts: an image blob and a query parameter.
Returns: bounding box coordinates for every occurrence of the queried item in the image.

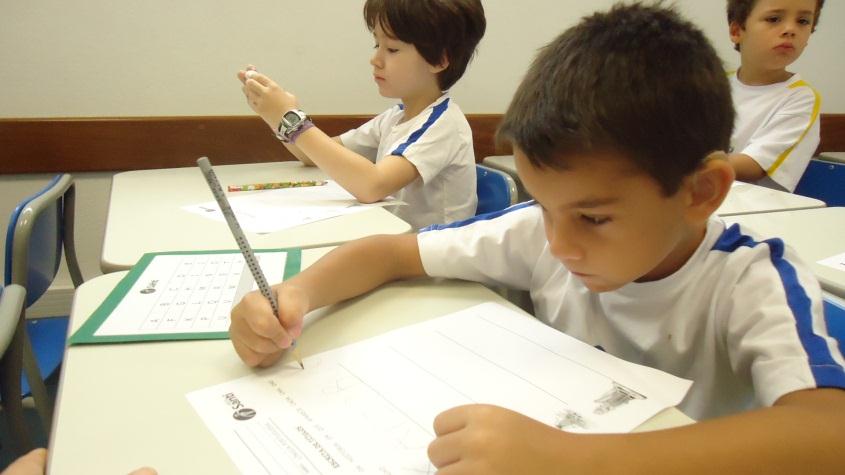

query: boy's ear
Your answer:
[682,152,735,222]
[429,53,449,74]
[729,21,744,47]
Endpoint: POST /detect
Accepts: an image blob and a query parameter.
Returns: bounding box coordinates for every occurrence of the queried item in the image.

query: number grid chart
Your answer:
[68,248,301,345]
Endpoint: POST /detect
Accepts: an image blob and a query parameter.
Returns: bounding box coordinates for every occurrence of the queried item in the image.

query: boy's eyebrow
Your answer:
[562,197,620,209]
[760,8,814,15]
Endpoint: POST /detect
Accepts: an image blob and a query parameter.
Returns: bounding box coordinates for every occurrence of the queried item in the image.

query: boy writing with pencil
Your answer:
[238,0,486,229]
[726,0,823,192]
[231,3,845,473]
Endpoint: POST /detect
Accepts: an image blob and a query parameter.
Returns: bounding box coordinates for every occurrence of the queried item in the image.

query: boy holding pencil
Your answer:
[238,0,486,230]
[230,3,845,473]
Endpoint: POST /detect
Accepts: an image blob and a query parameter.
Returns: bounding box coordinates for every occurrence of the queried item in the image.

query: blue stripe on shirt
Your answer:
[420,201,536,233]
[390,98,450,157]
[713,224,845,388]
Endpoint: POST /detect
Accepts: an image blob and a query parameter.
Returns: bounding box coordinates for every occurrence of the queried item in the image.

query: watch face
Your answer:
[283,111,301,125]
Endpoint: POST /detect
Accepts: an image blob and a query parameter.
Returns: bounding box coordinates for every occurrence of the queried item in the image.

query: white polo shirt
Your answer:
[418,204,845,420]
[730,72,821,192]
[341,93,477,229]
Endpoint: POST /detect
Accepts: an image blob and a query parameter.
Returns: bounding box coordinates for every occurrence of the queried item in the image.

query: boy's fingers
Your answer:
[427,430,464,469]
[230,321,288,355]
[433,405,470,435]
[242,311,290,348]
[244,78,268,95]
[232,337,283,368]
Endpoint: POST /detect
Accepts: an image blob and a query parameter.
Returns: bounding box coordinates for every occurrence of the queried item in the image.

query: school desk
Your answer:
[722,207,845,298]
[49,248,694,474]
[819,152,845,164]
[481,155,826,215]
[100,161,411,273]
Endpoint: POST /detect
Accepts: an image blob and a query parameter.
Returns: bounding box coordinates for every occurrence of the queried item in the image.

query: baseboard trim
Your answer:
[0,114,510,174]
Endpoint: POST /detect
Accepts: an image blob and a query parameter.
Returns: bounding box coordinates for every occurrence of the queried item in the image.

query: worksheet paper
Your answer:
[818,252,845,272]
[183,181,403,234]
[187,302,692,474]
[94,252,287,337]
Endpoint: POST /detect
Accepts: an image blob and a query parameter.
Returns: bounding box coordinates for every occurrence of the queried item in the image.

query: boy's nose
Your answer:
[547,223,585,262]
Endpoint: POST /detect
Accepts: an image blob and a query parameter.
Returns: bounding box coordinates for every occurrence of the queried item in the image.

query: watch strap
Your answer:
[287,119,315,144]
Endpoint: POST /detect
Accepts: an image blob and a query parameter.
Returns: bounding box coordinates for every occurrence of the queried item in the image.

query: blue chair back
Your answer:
[3,173,83,438]
[476,164,518,215]
[823,296,845,354]
[794,158,845,206]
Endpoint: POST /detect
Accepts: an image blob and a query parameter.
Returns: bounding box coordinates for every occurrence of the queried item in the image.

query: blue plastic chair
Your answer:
[475,164,518,215]
[794,158,845,206]
[823,294,845,354]
[4,174,83,435]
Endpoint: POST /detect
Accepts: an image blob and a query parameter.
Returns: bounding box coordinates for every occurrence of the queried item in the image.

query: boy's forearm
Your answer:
[593,388,845,474]
[293,127,397,203]
[727,152,767,182]
[286,234,427,312]
[282,142,316,166]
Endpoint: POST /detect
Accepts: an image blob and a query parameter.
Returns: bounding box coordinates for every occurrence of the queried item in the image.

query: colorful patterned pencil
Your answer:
[227,180,328,192]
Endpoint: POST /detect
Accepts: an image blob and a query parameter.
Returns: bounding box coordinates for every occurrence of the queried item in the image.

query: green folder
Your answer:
[68,248,301,345]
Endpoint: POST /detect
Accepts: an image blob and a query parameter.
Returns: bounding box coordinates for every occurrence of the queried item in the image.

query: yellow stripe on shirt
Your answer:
[766,80,822,175]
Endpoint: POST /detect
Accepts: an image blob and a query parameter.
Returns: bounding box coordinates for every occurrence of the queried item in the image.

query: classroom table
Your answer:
[481,155,826,216]
[100,161,411,273]
[819,152,845,164]
[50,249,693,474]
[722,207,845,298]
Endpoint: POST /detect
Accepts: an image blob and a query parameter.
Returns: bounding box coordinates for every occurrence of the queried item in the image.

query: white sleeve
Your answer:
[741,88,821,191]
[721,244,845,406]
[417,204,545,291]
[386,108,471,184]
[339,108,396,162]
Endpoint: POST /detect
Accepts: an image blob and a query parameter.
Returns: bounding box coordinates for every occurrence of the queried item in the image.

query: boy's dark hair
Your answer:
[727,0,824,51]
[364,0,486,91]
[497,3,733,196]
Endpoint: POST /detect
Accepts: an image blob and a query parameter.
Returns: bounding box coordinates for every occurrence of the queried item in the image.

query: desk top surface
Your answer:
[819,152,845,164]
[101,162,411,273]
[481,155,826,216]
[723,207,845,297]
[51,249,692,474]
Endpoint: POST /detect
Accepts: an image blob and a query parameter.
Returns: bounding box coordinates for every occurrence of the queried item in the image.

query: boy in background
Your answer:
[231,3,845,473]
[727,0,823,192]
[238,0,486,229]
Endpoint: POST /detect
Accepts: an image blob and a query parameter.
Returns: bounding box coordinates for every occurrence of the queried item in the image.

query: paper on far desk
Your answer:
[183,180,404,234]
[187,302,691,474]
[818,252,845,272]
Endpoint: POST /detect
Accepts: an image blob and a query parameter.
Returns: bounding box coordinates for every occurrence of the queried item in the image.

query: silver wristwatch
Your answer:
[275,109,313,143]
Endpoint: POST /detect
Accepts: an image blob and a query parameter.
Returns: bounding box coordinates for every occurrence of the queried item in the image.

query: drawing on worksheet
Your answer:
[594,382,646,415]
[68,249,301,345]
[188,302,693,474]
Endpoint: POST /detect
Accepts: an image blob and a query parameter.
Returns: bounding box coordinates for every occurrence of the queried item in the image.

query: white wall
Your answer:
[1,0,843,116]
[1,1,842,315]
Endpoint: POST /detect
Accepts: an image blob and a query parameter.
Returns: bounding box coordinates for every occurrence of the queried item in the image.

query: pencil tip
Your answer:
[299,362,305,369]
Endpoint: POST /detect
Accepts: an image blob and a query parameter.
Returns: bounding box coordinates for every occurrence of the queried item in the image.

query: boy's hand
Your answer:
[428,404,575,474]
[236,65,299,131]
[229,284,308,368]
[1,448,46,475]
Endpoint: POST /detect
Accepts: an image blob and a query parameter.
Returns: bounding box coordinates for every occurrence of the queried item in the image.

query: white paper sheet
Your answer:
[94,252,286,336]
[818,252,845,272]
[187,302,691,474]
[183,181,404,234]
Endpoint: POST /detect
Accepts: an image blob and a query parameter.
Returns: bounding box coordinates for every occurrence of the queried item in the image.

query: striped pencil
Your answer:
[227,180,328,192]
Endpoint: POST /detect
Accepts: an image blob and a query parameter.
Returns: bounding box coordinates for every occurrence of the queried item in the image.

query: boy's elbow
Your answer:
[353,182,393,204]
